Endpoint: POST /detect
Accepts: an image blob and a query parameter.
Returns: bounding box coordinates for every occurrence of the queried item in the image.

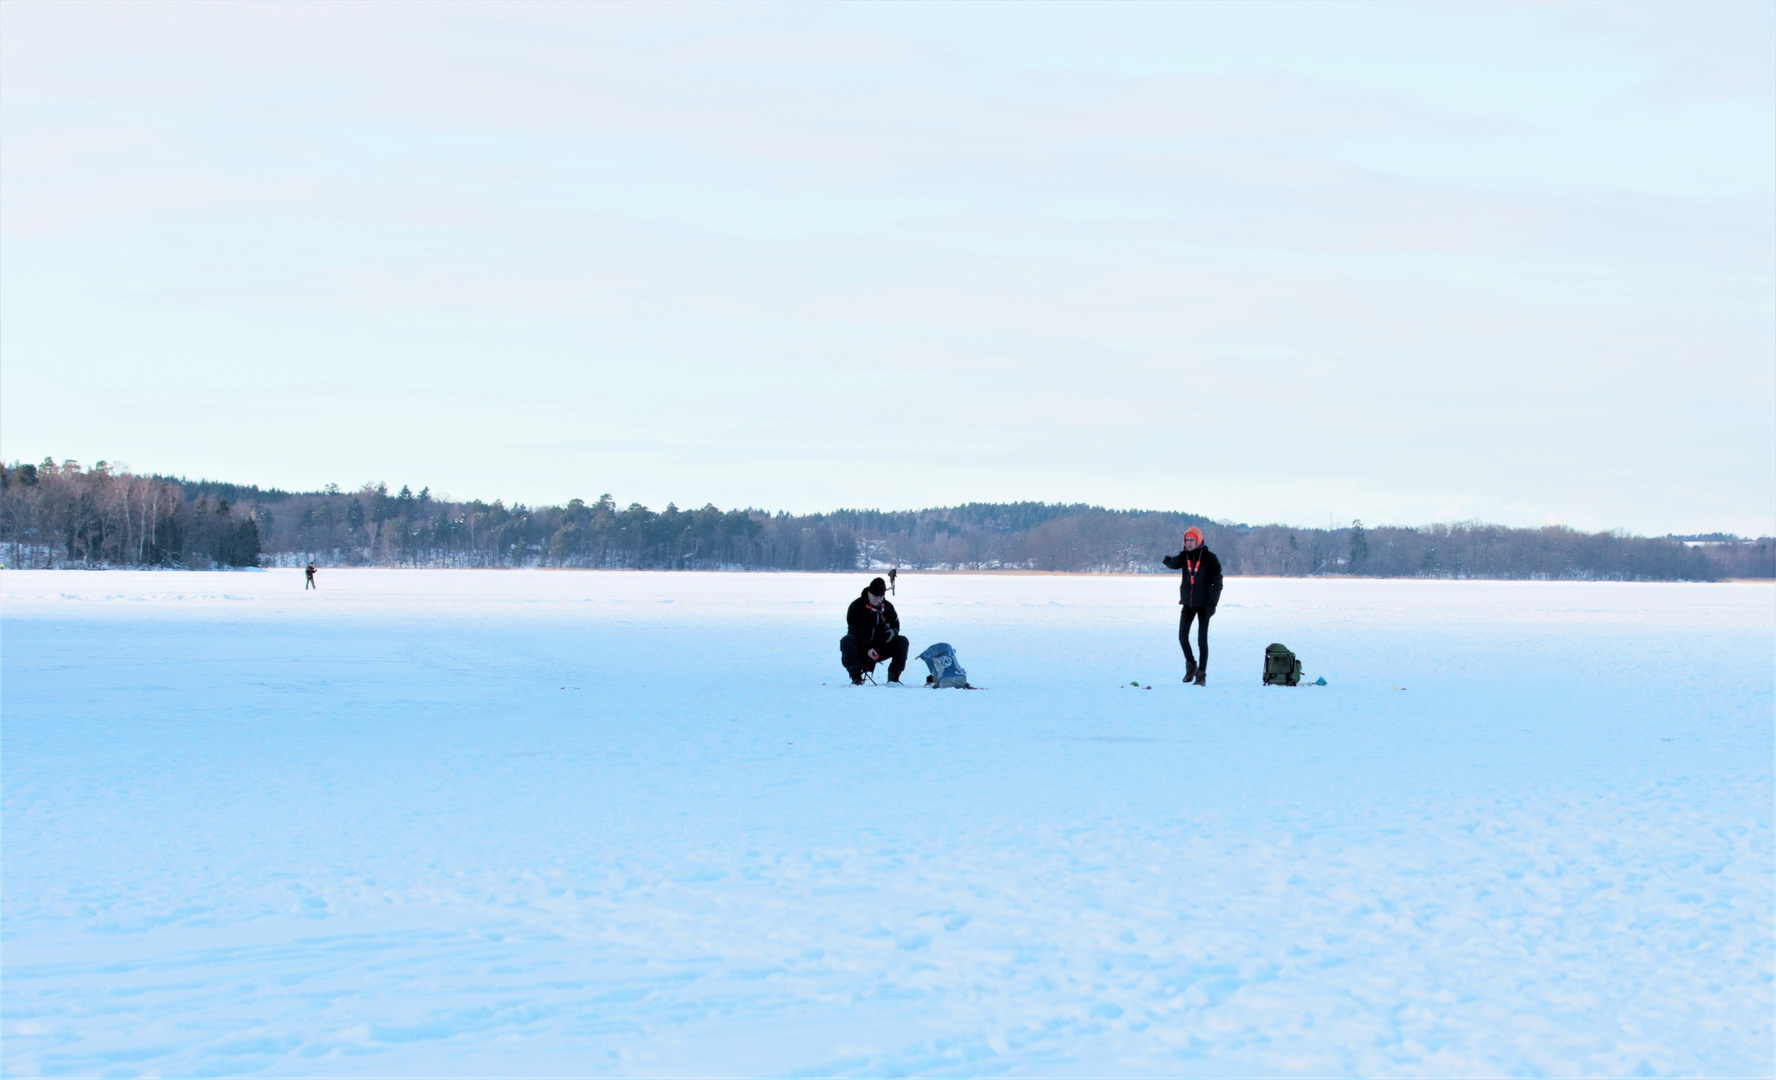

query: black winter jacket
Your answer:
[846,591,901,651]
[1162,547,1223,611]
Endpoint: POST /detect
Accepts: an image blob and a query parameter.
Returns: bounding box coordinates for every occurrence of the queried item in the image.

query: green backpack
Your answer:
[1263,643,1302,686]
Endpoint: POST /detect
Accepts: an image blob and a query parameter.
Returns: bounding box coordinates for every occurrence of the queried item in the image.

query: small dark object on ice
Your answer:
[1263,644,1303,686]
[918,643,971,688]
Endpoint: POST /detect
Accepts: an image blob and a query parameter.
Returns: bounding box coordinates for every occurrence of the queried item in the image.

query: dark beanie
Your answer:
[867,577,888,596]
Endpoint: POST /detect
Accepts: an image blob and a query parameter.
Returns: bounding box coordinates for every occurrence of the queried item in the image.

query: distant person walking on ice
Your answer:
[1163,527,1221,685]
[304,563,318,589]
[841,577,909,685]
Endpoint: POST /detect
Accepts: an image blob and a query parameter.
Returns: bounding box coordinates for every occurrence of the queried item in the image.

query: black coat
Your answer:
[846,591,901,651]
[1162,547,1223,611]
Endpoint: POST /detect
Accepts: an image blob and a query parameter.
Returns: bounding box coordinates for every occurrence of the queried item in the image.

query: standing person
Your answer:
[304,562,318,590]
[840,577,909,685]
[1162,526,1222,685]
[888,567,897,595]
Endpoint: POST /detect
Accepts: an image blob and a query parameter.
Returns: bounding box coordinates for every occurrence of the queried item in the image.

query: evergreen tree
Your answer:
[1349,520,1370,574]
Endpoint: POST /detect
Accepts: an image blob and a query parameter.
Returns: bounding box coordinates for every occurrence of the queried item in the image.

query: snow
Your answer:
[2,569,1770,1077]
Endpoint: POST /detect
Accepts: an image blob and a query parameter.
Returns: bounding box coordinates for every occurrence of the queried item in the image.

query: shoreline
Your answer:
[2,565,1763,583]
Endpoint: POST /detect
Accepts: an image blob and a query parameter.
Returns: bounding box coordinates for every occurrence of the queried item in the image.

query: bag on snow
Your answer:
[1263,643,1303,686]
[918,642,970,688]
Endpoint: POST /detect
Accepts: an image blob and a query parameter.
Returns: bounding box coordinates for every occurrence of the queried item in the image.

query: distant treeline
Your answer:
[2,460,262,570]
[4,458,1771,581]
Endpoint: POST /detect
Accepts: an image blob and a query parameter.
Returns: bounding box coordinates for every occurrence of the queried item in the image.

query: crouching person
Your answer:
[841,577,909,685]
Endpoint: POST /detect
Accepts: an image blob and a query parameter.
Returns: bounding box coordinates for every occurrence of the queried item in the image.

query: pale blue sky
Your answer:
[2,1,1771,533]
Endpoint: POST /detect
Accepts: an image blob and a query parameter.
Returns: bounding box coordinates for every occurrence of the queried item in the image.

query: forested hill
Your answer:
[3,458,1770,580]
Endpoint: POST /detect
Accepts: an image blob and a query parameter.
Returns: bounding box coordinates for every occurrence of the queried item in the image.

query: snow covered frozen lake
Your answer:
[2,569,1770,1076]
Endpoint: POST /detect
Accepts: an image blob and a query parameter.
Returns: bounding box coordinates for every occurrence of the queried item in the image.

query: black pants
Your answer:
[1179,606,1211,670]
[841,634,909,680]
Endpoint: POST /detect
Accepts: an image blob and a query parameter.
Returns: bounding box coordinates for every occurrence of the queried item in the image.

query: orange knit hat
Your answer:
[1182,526,1204,545]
